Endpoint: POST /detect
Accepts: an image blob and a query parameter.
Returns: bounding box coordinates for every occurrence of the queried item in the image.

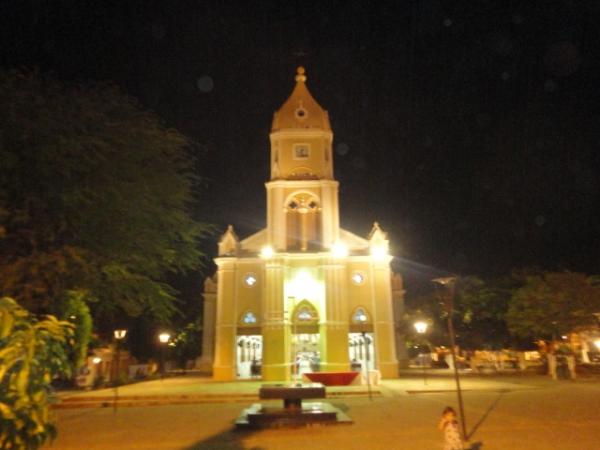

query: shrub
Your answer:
[0,297,73,449]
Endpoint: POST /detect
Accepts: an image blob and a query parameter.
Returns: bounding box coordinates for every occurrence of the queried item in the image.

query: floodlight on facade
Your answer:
[331,241,348,258]
[260,245,275,259]
[370,244,388,261]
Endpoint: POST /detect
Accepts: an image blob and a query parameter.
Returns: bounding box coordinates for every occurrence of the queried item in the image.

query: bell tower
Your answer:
[266,67,340,251]
[207,66,403,382]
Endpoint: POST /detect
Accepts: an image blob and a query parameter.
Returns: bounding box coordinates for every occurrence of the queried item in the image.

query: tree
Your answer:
[406,276,514,350]
[171,322,202,370]
[0,297,73,449]
[452,276,514,349]
[59,290,93,372]
[0,69,208,322]
[507,272,600,341]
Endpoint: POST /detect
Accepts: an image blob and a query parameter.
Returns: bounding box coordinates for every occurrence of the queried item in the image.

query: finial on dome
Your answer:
[295,66,307,83]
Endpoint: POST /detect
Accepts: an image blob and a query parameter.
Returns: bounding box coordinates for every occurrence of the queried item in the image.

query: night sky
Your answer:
[2,1,600,289]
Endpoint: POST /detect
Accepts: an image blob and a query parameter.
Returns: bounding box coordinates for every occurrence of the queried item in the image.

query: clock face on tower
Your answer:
[294,144,310,160]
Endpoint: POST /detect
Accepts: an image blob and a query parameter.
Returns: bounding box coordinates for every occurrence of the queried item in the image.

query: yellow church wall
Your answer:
[212,261,237,380]
[277,138,327,178]
[284,259,325,319]
[234,261,263,321]
[345,260,375,316]
[270,131,332,181]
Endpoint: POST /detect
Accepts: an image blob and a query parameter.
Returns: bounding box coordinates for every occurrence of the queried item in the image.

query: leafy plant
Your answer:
[171,322,202,370]
[0,297,73,449]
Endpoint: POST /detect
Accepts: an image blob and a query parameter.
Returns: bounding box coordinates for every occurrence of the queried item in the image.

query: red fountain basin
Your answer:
[304,372,359,386]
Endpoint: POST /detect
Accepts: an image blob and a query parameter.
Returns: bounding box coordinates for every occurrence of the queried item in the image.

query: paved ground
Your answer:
[46,371,600,450]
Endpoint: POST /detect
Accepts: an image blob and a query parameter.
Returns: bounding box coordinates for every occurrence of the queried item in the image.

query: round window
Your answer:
[294,107,308,119]
[244,273,257,287]
[351,272,365,285]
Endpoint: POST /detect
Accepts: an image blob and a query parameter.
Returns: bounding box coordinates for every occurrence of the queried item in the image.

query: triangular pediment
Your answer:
[339,228,369,250]
[240,228,268,252]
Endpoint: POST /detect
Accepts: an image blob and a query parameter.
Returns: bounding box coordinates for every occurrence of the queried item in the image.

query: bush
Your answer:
[0,297,73,449]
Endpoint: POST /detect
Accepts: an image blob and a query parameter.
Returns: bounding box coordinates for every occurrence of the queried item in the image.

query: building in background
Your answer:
[198,67,407,381]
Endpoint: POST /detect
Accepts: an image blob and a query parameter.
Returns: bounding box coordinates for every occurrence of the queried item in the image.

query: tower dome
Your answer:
[271,67,331,132]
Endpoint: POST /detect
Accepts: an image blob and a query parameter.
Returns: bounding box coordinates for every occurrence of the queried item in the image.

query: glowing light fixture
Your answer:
[331,241,348,258]
[92,357,102,364]
[594,339,600,350]
[414,321,428,334]
[158,332,171,344]
[260,245,275,259]
[370,244,388,261]
[114,329,127,340]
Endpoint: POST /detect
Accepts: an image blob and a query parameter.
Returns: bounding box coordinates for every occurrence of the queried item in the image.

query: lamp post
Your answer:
[356,312,372,400]
[433,276,467,442]
[113,329,127,412]
[158,332,171,379]
[414,321,429,385]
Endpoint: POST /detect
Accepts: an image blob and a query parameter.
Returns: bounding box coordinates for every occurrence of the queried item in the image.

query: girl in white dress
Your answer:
[438,406,464,450]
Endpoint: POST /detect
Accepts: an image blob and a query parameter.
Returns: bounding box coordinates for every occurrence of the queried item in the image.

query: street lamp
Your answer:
[113,329,127,384]
[414,321,428,334]
[158,332,171,379]
[113,329,127,412]
[414,321,429,385]
[433,276,468,443]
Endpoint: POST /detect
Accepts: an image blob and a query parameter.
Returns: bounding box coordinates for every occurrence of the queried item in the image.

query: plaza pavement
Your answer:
[46,371,600,450]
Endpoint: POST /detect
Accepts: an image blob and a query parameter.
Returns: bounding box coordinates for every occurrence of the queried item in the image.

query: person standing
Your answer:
[438,406,464,450]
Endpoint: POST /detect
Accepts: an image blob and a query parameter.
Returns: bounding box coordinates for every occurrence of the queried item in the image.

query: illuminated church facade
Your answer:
[199,67,406,381]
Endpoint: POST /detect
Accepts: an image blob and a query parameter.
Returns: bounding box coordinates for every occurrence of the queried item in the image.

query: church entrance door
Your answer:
[292,333,320,381]
[236,335,262,379]
[349,332,375,372]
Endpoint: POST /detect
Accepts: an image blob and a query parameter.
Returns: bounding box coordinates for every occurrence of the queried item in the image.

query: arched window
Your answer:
[350,307,373,333]
[290,300,319,333]
[285,192,321,251]
[240,311,257,325]
[352,307,370,324]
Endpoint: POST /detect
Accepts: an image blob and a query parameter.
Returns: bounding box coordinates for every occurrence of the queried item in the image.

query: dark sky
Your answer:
[2,0,600,284]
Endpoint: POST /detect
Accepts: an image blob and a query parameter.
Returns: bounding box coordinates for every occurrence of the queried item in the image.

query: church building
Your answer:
[199,67,406,381]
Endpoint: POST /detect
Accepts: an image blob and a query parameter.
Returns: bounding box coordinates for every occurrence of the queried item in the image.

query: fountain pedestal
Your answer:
[236,383,352,428]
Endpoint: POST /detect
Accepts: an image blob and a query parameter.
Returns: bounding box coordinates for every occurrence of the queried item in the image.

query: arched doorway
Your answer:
[348,307,375,371]
[236,310,262,379]
[290,300,320,379]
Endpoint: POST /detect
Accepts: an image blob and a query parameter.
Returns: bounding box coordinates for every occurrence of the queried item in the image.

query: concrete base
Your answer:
[212,365,235,381]
[236,402,353,428]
